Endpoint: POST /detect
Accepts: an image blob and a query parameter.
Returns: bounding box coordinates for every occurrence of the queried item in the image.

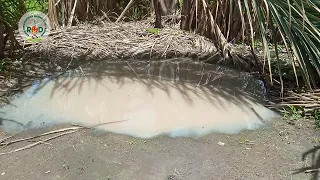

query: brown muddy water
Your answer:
[0,59,279,138]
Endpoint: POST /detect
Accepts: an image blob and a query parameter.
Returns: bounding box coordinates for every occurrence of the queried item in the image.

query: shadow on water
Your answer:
[293,146,320,180]
[0,117,25,128]
[46,59,264,110]
[0,58,277,138]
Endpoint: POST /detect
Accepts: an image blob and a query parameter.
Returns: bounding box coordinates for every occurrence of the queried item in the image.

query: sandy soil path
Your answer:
[0,119,318,180]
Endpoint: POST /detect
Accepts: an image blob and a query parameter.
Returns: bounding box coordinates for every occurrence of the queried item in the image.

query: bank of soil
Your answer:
[0,119,319,180]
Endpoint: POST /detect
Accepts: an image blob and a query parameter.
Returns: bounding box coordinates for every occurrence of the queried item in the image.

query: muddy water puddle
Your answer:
[0,59,279,138]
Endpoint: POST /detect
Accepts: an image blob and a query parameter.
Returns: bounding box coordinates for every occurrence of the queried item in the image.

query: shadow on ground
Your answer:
[293,146,320,180]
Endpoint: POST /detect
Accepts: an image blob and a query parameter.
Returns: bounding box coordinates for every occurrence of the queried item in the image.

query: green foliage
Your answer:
[179,0,183,8]
[0,60,6,72]
[25,0,48,12]
[0,0,47,57]
[255,0,320,89]
[146,28,160,34]
[282,105,320,128]
[286,105,303,121]
[195,0,320,89]
[118,0,151,21]
[0,0,26,56]
[0,0,26,26]
[0,0,48,27]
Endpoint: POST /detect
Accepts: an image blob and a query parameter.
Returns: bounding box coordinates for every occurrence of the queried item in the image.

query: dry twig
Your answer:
[305,168,320,173]
[0,130,77,156]
[0,119,128,147]
[0,127,83,147]
[0,119,128,156]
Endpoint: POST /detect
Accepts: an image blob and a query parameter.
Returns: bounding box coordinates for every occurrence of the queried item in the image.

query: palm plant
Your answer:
[0,0,26,57]
[0,0,53,57]
[180,0,320,90]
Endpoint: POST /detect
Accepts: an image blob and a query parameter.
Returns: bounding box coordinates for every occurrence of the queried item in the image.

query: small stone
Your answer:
[288,121,295,125]
[285,136,289,140]
[1,172,5,175]
[45,170,50,174]
[63,164,70,170]
[279,131,284,136]
[218,141,225,146]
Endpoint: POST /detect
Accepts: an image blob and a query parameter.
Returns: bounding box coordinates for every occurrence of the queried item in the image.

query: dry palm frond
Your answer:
[25,21,218,64]
[267,90,320,115]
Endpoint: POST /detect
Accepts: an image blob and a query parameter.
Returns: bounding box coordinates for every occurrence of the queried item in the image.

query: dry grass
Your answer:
[28,20,218,62]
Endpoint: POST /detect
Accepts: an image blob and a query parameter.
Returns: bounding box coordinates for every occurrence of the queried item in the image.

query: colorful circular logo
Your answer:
[18,11,51,42]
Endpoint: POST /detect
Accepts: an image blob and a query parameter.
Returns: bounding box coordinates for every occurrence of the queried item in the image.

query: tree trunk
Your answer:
[150,0,155,16]
[0,22,4,59]
[48,0,59,29]
[64,0,73,25]
[154,0,162,28]
[180,0,195,30]
[154,0,179,28]
[181,0,230,58]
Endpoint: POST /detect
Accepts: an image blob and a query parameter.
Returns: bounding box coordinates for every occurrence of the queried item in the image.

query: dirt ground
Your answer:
[0,118,319,180]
